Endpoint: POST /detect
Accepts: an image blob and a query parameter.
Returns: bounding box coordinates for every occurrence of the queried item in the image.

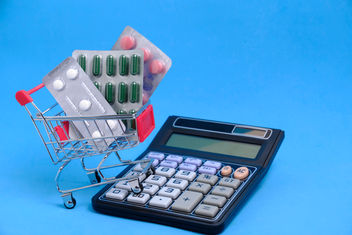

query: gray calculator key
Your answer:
[127,193,150,204]
[115,180,131,191]
[174,170,196,181]
[155,167,176,177]
[195,204,219,217]
[106,188,128,200]
[196,174,218,185]
[166,178,188,190]
[142,183,159,195]
[125,171,146,182]
[211,186,234,198]
[144,175,167,186]
[188,182,211,194]
[203,195,227,207]
[158,187,181,199]
[218,177,241,189]
[149,196,172,208]
[171,191,203,213]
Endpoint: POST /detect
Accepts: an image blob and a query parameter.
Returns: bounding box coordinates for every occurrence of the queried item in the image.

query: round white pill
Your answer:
[107,120,118,130]
[53,79,65,91]
[66,68,78,79]
[78,99,91,111]
[92,131,103,141]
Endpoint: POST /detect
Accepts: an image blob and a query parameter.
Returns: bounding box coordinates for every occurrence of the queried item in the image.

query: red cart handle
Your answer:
[15,83,45,106]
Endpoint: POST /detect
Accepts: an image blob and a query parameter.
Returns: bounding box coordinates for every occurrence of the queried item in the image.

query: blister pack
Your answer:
[72,50,144,117]
[112,26,172,103]
[42,57,126,150]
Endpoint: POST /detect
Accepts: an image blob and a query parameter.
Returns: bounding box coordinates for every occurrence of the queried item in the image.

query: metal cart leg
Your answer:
[80,157,101,184]
[61,192,76,209]
[86,170,101,184]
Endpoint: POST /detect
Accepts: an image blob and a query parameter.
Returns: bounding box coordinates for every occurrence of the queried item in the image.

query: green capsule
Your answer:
[106,55,115,76]
[131,54,141,75]
[93,81,100,91]
[104,82,115,104]
[130,82,140,103]
[129,109,136,130]
[118,110,127,126]
[119,55,129,76]
[118,82,128,103]
[92,55,101,76]
[78,55,86,72]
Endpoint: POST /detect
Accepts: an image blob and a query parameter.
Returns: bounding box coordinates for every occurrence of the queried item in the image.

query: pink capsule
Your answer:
[141,48,152,61]
[149,60,164,74]
[120,36,136,50]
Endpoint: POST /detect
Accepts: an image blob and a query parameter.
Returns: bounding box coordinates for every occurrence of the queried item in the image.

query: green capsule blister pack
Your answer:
[72,50,144,115]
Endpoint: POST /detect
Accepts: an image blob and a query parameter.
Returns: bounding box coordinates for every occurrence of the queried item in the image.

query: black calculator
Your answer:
[92,116,284,234]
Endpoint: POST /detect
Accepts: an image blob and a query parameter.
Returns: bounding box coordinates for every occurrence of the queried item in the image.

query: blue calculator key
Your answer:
[184,157,202,166]
[166,155,183,163]
[203,160,222,170]
[160,160,178,168]
[147,152,165,161]
[179,163,197,171]
[198,166,217,175]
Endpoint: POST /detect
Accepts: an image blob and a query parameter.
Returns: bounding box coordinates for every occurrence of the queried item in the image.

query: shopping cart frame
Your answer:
[16,83,156,209]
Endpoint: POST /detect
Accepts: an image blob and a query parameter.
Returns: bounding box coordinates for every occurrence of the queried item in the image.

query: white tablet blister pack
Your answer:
[42,57,126,150]
[112,26,172,104]
[72,50,144,116]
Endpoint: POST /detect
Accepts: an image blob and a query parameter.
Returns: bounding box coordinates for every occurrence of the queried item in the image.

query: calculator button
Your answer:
[184,157,202,166]
[115,180,131,191]
[144,175,167,186]
[134,160,159,171]
[196,174,218,185]
[106,188,128,200]
[211,186,234,198]
[160,160,178,168]
[233,167,249,180]
[179,163,197,172]
[195,204,219,217]
[198,166,217,175]
[149,196,172,208]
[127,193,150,204]
[203,160,222,170]
[188,182,211,194]
[133,164,143,171]
[203,195,227,207]
[171,191,203,213]
[166,155,183,163]
[166,178,189,190]
[174,170,196,181]
[142,183,159,195]
[124,171,146,181]
[220,166,232,177]
[158,187,181,199]
[147,152,165,161]
[155,167,176,177]
[218,177,241,189]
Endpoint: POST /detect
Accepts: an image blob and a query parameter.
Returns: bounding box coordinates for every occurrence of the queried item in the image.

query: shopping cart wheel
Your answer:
[62,193,76,209]
[130,179,144,194]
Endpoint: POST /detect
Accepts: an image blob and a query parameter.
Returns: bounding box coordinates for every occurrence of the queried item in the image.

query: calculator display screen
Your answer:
[166,133,261,159]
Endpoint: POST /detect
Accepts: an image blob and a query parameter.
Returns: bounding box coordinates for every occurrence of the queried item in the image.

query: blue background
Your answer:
[1,0,351,234]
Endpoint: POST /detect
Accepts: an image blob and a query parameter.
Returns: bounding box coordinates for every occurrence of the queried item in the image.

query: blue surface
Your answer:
[1,0,351,234]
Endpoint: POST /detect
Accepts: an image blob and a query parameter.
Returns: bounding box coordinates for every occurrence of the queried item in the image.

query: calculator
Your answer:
[92,116,284,234]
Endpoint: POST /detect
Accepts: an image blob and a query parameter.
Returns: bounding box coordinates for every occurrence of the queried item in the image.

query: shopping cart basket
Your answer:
[15,83,156,209]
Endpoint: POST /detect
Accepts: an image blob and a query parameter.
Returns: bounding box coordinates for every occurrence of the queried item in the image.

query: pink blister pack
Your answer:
[112,26,172,104]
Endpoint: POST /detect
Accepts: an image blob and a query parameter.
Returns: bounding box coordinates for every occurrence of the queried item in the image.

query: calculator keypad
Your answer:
[103,152,256,221]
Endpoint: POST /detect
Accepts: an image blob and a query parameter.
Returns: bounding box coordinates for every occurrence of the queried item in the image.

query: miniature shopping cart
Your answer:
[16,83,156,209]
